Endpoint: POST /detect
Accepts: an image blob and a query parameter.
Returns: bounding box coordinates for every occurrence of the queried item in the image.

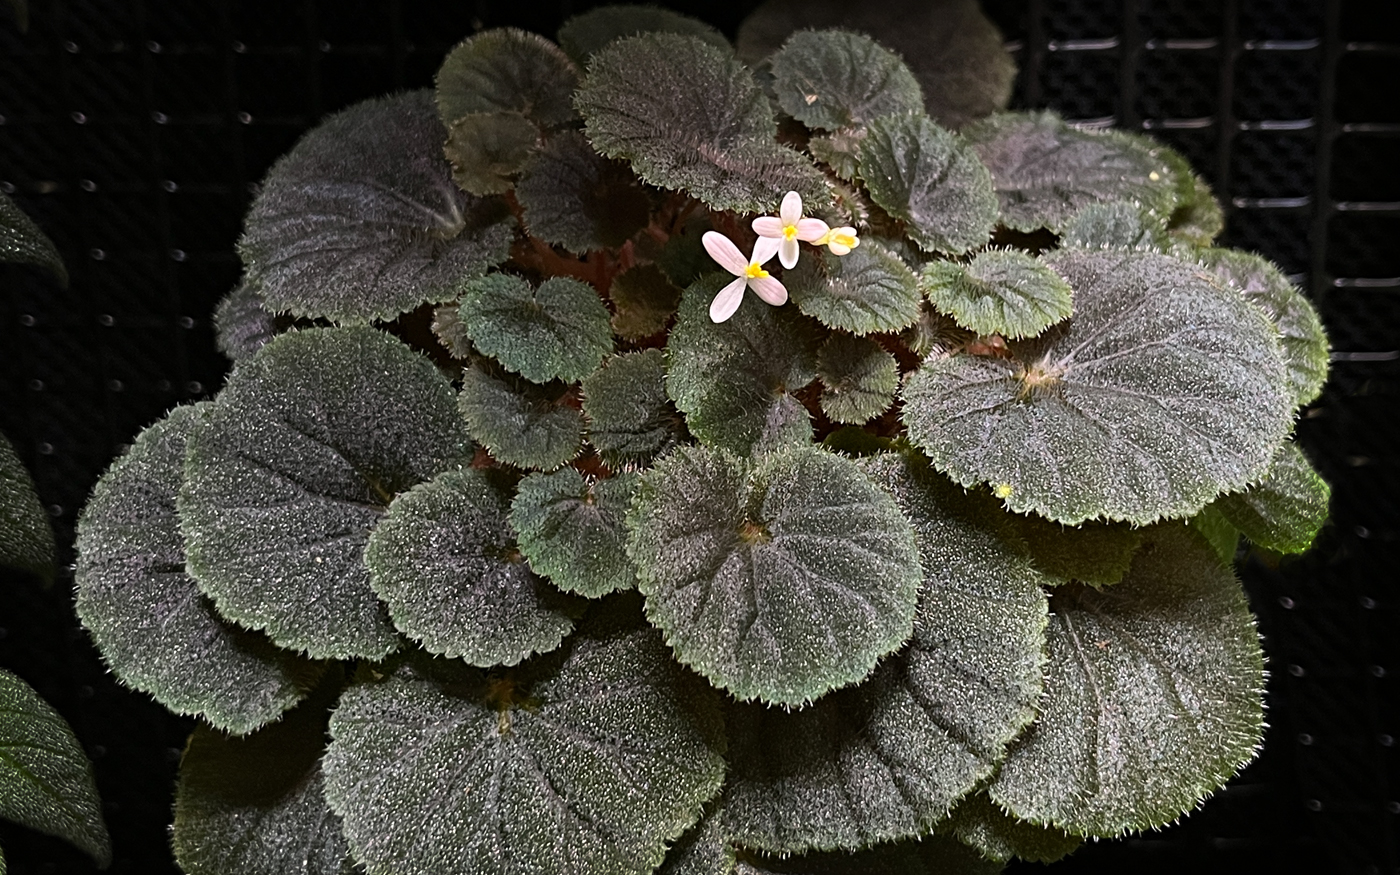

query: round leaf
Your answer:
[558,5,729,65]
[1059,201,1170,253]
[459,273,614,384]
[918,249,1074,340]
[988,525,1265,837]
[0,430,53,583]
[786,238,921,335]
[609,264,683,341]
[901,248,1294,525]
[75,404,321,734]
[239,91,515,324]
[322,614,727,875]
[575,32,830,214]
[510,468,640,597]
[366,468,579,666]
[213,277,278,362]
[858,113,998,255]
[627,444,922,706]
[581,349,686,469]
[1214,441,1329,555]
[938,791,1082,864]
[734,833,1001,875]
[816,334,898,425]
[1160,145,1223,246]
[769,29,923,131]
[458,364,584,470]
[180,327,475,660]
[515,129,651,254]
[435,28,579,128]
[444,110,539,196]
[1009,512,1142,588]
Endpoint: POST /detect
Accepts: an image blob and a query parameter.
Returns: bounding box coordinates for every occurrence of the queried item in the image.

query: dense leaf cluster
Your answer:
[74,4,1330,875]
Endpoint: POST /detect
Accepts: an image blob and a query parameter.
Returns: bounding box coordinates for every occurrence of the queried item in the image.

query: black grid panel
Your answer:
[1,2,1397,874]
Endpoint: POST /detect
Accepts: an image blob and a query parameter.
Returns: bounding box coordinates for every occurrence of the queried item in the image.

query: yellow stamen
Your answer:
[744,263,770,279]
[783,225,798,240]
[832,232,857,248]
[993,483,1013,499]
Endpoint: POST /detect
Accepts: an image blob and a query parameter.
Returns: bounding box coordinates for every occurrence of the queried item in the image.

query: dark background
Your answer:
[0,1,1396,873]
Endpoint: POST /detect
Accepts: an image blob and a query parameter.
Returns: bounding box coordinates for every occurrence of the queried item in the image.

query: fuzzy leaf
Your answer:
[964,111,1178,233]
[722,452,1046,850]
[213,278,278,362]
[75,405,321,734]
[0,669,110,867]
[180,328,474,660]
[1215,442,1329,554]
[239,91,515,324]
[609,263,683,340]
[1190,505,1240,565]
[444,111,539,196]
[1160,146,1223,246]
[458,364,584,470]
[769,29,923,131]
[558,5,729,64]
[510,468,640,597]
[859,113,998,255]
[938,791,1081,864]
[627,444,922,707]
[582,349,685,468]
[576,33,830,214]
[735,833,1001,875]
[0,190,66,286]
[459,273,614,384]
[666,278,819,456]
[808,128,864,181]
[366,468,579,666]
[1199,247,1329,408]
[919,250,1073,340]
[431,303,475,359]
[901,249,1294,525]
[322,613,727,875]
[1059,201,1169,253]
[988,525,1265,837]
[515,130,651,253]
[1009,512,1142,587]
[786,238,921,335]
[172,673,354,875]
[816,334,898,425]
[736,0,1015,131]
[657,805,733,875]
[0,431,53,583]
[435,28,579,128]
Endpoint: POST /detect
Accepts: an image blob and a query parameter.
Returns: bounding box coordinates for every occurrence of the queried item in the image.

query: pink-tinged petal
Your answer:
[828,241,852,256]
[750,235,781,266]
[780,190,802,226]
[779,238,800,269]
[749,274,788,306]
[709,277,748,322]
[795,217,830,241]
[752,216,785,238]
[702,231,748,275]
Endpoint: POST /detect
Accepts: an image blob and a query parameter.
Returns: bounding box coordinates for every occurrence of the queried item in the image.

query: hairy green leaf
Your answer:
[938,792,1081,864]
[444,111,539,196]
[628,444,921,707]
[173,672,354,875]
[919,249,1074,340]
[737,0,1015,131]
[0,431,53,583]
[658,805,733,875]
[431,302,475,359]
[1215,442,1329,554]
[1198,247,1329,408]
[859,113,997,255]
[458,364,584,470]
[1190,504,1240,565]
[1009,512,1142,587]
[435,28,579,128]
[213,277,278,362]
[459,273,614,384]
[322,612,726,875]
[901,301,964,357]
[0,669,110,867]
[902,248,1293,524]
[769,29,923,131]
[366,468,579,665]
[1160,146,1223,246]
[576,33,830,214]
[558,5,729,65]
[964,111,1178,233]
[722,452,1045,850]
[0,190,66,286]
[75,405,321,734]
[582,349,685,468]
[239,91,515,324]
[735,833,1001,875]
[515,130,651,253]
[816,334,898,425]
[180,328,474,660]
[1059,201,1169,253]
[989,526,1264,837]
[786,238,921,335]
[609,263,683,340]
[666,278,819,456]
[808,128,865,181]
[510,468,640,596]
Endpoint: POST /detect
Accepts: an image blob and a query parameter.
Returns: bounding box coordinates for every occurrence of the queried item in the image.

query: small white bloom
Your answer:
[752,190,830,269]
[813,225,861,256]
[702,231,786,323]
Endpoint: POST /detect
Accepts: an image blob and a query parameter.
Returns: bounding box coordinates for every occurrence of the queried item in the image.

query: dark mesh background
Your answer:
[1,1,1396,873]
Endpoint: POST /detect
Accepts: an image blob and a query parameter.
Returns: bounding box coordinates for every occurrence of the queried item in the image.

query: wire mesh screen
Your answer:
[0,1,1396,873]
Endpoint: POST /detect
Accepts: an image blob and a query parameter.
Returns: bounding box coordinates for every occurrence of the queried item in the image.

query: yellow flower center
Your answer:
[993,483,1014,499]
[783,225,798,240]
[832,231,857,247]
[744,263,770,279]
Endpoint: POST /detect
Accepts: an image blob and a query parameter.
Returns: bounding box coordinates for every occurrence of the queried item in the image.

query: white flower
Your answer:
[813,225,860,256]
[752,190,830,269]
[701,231,786,323]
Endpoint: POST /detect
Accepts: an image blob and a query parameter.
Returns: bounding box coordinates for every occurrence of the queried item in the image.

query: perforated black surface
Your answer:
[1,2,1397,873]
